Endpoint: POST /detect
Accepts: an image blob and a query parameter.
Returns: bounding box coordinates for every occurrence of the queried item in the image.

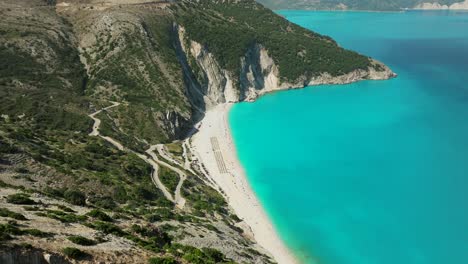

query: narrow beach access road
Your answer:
[146,145,186,209]
[88,102,175,203]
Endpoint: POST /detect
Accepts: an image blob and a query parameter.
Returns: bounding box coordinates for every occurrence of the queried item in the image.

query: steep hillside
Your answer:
[257,0,465,11]
[0,0,394,263]
[174,0,393,105]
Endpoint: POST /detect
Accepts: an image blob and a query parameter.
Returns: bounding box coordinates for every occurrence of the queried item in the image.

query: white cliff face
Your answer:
[450,0,468,9]
[178,26,241,107]
[177,26,395,109]
[414,1,468,10]
[415,2,450,9]
[189,41,233,105]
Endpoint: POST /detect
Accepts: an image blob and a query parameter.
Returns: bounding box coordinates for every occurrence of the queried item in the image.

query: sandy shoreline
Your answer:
[190,103,297,264]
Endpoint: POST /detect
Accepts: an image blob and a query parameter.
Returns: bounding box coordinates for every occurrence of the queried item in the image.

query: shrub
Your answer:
[64,190,86,206]
[62,247,87,259]
[86,209,113,222]
[0,208,27,220]
[22,228,51,238]
[168,244,232,264]
[43,187,64,198]
[0,223,50,239]
[0,140,18,153]
[91,196,117,209]
[67,235,96,246]
[135,186,158,201]
[148,257,178,264]
[6,193,36,205]
[90,221,125,236]
[159,167,179,194]
[0,223,21,241]
[42,210,87,223]
[57,205,75,213]
[112,186,128,204]
[202,247,225,262]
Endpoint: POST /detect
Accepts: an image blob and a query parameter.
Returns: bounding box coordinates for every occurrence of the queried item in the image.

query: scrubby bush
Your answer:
[67,235,96,246]
[22,228,51,238]
[64,190,86,206]
[42,187,65,198]
[86,209,113,222]
[0,223,22,239]
[167,244,234,264]
[146,208,174,222]
[91,196,117,209]
[148,257,178,264]
[0,223,50,239]
[0,208,27,220]
[89,221,125,236]
[112,186,128,203]
[41,210,87,223]
[62,247,87,259]
[159,167,179,194]
[6,193,36,205]
[0,139,18,153]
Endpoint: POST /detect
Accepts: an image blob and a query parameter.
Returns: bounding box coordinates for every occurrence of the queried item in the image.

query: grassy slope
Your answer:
[72,6,191,146]
[0,3,90,132]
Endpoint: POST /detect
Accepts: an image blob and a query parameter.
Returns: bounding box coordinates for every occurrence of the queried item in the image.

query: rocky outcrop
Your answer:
[414,1,468,10]
[176,26,396,109]
[175,26,237,108]
[0,247,69,264]
[160,110,191,139]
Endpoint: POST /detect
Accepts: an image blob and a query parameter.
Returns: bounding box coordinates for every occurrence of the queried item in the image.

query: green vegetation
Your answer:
[6,193,36,205]
[0,208,27,220]
[67,235,97,246]
[0,222,51,242]
[159,166,180,194]
[85,13,191,146]
[146,208,175,222]
[0,7,90,134]
[62,247,88,259]
[174,0,371,82]
[182,176,227,216]
[166,143,183,156]
[86,221,126,236]
[0,223,21,242]
[148,257,178,264]
[64,190,86,206]
[86,209,113,222]
[167,243,236,264]
[22,228,51,238]
[36,209,87,223]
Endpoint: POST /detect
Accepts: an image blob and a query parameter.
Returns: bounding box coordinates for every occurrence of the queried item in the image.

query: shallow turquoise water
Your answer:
[229,10,468,264]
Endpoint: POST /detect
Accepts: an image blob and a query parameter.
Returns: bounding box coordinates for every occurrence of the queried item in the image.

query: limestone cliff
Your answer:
[176,26,395,109]
[414,1,468,9]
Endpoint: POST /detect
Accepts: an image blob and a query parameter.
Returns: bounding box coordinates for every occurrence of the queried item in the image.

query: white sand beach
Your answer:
[190,103,297,264]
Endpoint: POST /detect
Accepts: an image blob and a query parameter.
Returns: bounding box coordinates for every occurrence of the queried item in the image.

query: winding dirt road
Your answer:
[88,102,175,203]
[146,145,186,209]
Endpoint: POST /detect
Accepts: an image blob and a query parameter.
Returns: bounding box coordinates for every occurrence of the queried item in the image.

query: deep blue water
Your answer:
[229,10,468,264]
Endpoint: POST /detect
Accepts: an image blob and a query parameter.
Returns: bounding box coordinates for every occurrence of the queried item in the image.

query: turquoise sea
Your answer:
[229,10,468,264]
